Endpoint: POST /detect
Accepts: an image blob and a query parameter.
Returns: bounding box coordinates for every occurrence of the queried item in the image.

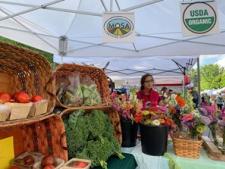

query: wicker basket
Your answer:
[0,42,55,115]
[0,115,68,162]
[172,136,203,159]
[54,64,111,108]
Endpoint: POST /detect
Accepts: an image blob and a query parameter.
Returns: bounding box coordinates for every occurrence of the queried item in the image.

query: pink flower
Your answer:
[157,106,167,113]
[182,114,194,122]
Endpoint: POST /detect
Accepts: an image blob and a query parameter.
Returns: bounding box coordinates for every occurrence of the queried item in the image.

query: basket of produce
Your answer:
[0,42,55,118]
[54,64,110,108]
[0,115,68,169]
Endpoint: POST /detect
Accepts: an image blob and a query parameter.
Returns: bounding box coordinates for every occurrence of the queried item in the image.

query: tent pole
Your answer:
[0,1,102,17]
[61,55,64,64]
[122,0,163,11]
[115,0,121,10]
[0,0,64,22]
[110,0,113,11]
[100,0,108,12]
[197,57,201,107]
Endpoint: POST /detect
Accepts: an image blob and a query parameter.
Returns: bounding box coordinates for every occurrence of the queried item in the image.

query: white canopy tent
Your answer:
[0,0,224,84]
[54,54,195,85]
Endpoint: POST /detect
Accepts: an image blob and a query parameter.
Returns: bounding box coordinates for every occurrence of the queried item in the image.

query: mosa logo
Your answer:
[104,16,134,38]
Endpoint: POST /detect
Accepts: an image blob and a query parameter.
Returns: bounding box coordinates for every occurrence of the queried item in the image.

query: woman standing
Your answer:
[137,73,160,109]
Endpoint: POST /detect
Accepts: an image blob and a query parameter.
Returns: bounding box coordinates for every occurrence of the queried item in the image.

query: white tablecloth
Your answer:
[121,141,169,169]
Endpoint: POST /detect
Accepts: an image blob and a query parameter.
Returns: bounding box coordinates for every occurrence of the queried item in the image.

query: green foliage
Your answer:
[64,110,123,168]
[189,64,225,91]
[0,36,53,65]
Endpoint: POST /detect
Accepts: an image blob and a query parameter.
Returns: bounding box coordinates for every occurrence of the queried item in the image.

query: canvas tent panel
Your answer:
[0,0,224,57]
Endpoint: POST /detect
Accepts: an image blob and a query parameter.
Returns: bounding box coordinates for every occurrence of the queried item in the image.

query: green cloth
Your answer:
[93,153,137,169]
[165,143,225,169]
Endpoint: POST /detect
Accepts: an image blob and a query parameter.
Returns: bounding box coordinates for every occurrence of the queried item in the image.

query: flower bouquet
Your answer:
[134,106,175,156]
[170,90,206,159]
[111,88,141,147]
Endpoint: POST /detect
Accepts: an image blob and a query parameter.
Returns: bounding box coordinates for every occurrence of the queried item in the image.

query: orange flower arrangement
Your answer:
[175,95,186,108]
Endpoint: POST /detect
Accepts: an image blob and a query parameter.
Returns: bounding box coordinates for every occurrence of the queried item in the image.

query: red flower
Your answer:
[134,113,142,123]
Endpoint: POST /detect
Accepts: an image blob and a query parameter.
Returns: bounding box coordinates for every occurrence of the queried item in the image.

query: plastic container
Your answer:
[12,152,43,169]
[5,102,33,120]
[140,124,168,156]
[61,158,91,169]
[0,104,10,121]
[33,157,64,169]
[29,100,48,117]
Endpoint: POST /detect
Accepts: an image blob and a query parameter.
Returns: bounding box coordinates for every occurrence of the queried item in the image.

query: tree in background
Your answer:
[189,64,225,91]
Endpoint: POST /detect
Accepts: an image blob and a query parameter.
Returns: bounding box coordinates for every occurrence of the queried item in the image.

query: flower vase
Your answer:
[140,124,168,156]
[120,117,138,147]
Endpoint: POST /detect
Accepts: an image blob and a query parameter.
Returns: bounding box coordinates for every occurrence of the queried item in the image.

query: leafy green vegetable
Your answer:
[64,110,123,168]
[81,85,102,106]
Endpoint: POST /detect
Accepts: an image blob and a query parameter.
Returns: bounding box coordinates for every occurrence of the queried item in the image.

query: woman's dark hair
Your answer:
[161,87,167,92]
[140,73,153,90]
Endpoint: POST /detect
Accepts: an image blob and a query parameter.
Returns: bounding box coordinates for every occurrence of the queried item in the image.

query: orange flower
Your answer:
[169,105,176,114]
[175,95,186,107]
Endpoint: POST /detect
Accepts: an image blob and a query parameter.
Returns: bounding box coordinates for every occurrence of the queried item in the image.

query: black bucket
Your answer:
[140,124,168,156]
[121,118,138,147]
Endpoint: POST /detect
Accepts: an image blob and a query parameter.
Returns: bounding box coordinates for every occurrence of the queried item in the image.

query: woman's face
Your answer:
[144,76,154,90]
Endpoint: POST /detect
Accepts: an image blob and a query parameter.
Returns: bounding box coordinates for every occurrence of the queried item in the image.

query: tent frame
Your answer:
[0,0,224,56]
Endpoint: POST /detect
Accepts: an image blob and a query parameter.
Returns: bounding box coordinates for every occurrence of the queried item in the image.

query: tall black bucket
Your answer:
[121,118,138,147]
[140,124,168,156]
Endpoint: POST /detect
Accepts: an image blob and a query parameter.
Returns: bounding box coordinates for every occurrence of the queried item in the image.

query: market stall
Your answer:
[0,0,225,169]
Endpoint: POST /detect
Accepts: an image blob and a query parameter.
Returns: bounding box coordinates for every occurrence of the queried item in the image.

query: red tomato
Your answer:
[71,161,88,168]
[76,162,88,168]
[14,91,30,103]
[0,92,11,103]
[23,155,34,165]
[41,155,54,166]
[31,95,43,102]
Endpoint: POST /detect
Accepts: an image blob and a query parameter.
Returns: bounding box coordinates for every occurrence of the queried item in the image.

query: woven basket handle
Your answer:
[60,132,68,150]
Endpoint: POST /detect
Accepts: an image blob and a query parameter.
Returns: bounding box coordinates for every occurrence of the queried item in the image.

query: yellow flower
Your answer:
[143,110,150,116]
[196,125,205,134]
[152,120,160,126]
[144,119,152,125]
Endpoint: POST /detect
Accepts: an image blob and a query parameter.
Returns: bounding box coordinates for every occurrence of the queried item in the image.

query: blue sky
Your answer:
[199,54,225,67]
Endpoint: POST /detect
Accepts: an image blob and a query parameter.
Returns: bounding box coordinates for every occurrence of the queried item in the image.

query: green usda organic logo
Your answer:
[183,2,217,34]
[104,16,134,38]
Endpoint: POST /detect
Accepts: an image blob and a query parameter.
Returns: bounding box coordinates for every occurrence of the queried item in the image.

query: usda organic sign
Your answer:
[181,1,219,36]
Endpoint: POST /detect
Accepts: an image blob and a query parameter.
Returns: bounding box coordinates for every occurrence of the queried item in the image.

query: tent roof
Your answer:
[0,0,225,58]
[54,54,196,84]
